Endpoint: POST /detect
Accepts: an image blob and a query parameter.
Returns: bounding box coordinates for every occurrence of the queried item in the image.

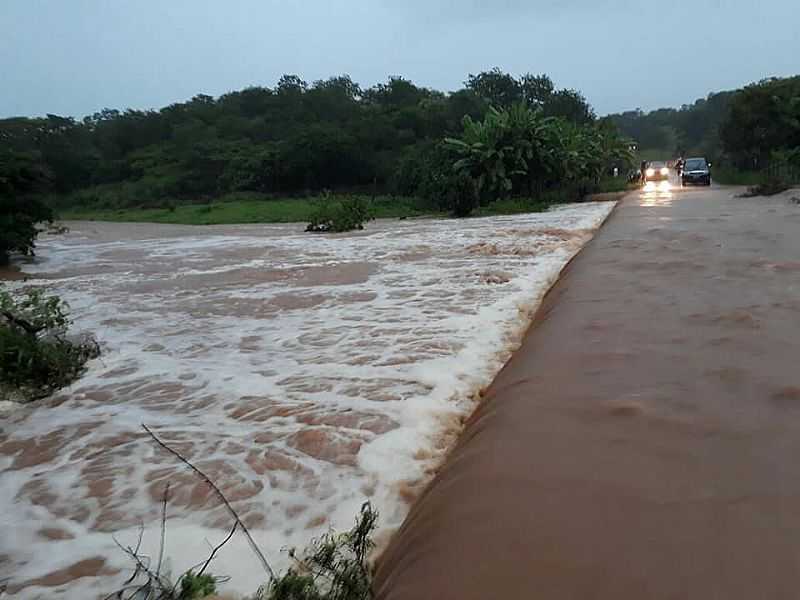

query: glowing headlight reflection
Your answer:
[640,180,673,206]
[643,180,672,193]
[646,168,655,177]
[660,167,669,175]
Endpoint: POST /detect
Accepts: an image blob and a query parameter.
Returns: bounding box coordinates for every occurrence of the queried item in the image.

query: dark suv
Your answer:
[681,157,711,186]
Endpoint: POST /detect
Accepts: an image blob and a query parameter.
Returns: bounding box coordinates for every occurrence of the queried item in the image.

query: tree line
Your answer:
[608,75,800,171]
[1,69,605,211]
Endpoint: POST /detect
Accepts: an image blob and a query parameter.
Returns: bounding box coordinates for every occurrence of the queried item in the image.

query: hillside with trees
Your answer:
[608,75,800,176]
[0,69,630,221]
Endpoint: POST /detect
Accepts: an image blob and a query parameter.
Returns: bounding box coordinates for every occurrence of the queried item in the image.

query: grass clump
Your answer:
[306,194,374,233]
[179,572,217,599]
[0,288,99,401]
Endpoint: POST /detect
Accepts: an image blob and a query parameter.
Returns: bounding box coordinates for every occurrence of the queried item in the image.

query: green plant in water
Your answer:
[179,572,217,599]
[0,288,99,400]
[306,193,374,233]
[263,502,378,600]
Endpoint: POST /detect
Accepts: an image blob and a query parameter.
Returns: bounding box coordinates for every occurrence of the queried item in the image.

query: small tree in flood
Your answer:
[0,150,53,265]
[306,193,374,233]
[0,288,99,400]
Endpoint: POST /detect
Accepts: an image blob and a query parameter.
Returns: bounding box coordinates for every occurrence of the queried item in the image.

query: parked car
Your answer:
[645,161,670,182]
[681,157,711,186]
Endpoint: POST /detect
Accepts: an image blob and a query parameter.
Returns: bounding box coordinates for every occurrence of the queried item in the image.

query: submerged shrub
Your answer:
[179,572,218,599]
[306,194,374,233]
[0,288,99,401]
[262,502,378,600]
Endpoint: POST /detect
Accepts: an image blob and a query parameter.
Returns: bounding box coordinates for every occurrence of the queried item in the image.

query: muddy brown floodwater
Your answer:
[375,185,800,599]
[0,205,615,598]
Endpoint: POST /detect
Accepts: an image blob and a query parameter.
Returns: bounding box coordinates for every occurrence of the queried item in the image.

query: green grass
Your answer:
[59,193,565,225]
[59,195,439,225]
[474,197,551,216]
[711,167,763,186]
[58,181,630,226]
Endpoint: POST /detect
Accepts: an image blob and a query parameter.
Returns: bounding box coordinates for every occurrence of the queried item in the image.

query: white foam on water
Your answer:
[0,203,614,598]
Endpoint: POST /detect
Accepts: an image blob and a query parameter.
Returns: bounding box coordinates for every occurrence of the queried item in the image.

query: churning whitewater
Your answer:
[1,202,613,598]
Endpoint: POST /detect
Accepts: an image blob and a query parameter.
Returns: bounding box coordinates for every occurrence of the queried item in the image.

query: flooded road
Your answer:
[375,185,800,600]
[0,204,614,598]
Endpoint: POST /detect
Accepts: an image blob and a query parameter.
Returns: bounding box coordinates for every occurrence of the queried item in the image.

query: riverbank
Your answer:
[55,185,632,226]
[375,185,800,600]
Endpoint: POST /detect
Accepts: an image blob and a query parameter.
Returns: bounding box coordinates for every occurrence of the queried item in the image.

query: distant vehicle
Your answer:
[681,157,711,186]
[645,161,670,182]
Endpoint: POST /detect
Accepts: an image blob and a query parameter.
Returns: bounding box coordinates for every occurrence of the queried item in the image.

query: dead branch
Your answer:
[111,532,172,597]
[198,521,238,577]
[141,423,275,581]
[156,483,170,580]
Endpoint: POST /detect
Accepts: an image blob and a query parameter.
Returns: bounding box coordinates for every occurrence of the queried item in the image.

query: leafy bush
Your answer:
[263,503,377,600]
[0,288,99,401]
[306,194,373,233]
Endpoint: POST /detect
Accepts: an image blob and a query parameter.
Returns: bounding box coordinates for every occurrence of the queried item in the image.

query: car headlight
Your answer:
[646,168,655,176]
[660,167,669,175]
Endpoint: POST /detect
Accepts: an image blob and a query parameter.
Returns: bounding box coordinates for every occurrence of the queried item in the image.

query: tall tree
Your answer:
[465,68,523,109]
[0,150,52,264]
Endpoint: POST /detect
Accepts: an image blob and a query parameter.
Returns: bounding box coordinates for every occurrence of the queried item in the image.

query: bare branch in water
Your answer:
[156,483,170,580]
[141,423,275,581]
[111,532,171,597]
[198,522,238,577]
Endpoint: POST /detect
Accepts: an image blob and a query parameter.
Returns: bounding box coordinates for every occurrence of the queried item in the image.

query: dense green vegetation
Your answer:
[0,288,99,401]
[609,75,800,184]
[0,149,53,264]
[1,69,632,227]
[609,89,734,162]
[3,72,798,238]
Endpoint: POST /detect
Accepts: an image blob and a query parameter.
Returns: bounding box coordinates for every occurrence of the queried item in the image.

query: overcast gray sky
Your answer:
[1,0,798,119]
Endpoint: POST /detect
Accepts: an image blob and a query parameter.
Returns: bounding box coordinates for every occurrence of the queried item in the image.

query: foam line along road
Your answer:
[375,184,800,600]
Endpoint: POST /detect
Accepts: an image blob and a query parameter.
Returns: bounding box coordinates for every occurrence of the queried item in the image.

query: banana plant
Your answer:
[446,103,633,202]
[446,108,525,198]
